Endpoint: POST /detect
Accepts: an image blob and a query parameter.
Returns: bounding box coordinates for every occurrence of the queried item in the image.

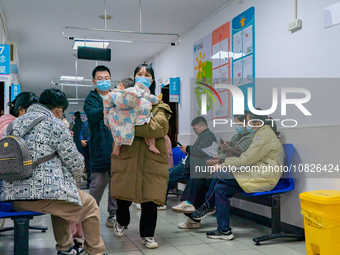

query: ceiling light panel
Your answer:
[73,40,109,49]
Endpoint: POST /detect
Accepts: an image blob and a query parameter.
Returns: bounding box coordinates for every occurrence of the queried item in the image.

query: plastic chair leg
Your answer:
[252,195,304,245]
[0,225,48,233]
[13,217,30,255]
[253,233,305,245]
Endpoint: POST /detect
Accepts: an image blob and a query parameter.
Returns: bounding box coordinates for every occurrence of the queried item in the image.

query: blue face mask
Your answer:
[246,125,257,134]
[96,80,111,92]
[135,77,151,88]
[235,125,245,134]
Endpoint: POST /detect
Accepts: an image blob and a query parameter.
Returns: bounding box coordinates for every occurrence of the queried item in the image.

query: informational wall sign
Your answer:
[11,84,21,101]
[0,45,10,75]
[232,6,255,110]
[169,77,180,103]
[192,7,255,119]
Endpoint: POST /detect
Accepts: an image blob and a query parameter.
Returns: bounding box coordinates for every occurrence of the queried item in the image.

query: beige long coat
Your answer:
[224,125,284,193]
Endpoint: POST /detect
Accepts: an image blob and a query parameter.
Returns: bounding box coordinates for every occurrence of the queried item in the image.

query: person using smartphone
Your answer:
[169,116,217,214]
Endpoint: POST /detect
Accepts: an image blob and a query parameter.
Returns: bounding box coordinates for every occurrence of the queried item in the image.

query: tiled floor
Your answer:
[0,187,306,255]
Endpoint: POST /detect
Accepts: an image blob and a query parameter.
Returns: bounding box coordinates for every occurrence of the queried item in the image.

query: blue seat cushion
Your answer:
[0,202,44,218]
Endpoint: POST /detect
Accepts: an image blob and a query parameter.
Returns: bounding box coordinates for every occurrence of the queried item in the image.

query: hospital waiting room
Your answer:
[0,0,339,254]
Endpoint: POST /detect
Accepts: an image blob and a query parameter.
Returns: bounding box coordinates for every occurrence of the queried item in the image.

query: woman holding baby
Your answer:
[110,64,172,249]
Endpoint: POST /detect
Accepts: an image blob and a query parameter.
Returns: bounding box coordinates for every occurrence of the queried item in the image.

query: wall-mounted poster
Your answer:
[193,34,213,120]
[232,7,255,110]
[192,7,255,120]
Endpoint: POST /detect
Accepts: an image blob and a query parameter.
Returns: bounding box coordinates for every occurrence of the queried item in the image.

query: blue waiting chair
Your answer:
[0,202,48,255]
[169,147,187,196]
[235,143,304,245]
[172,146,186,166]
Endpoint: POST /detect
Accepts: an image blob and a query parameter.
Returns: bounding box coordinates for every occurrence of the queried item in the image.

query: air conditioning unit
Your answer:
[5,41,17,64]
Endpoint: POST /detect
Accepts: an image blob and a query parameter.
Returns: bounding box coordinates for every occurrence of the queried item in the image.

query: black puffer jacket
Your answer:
[83,89,113,173]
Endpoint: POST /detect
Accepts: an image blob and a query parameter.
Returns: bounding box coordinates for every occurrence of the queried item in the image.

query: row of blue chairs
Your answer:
[172,143,303,245]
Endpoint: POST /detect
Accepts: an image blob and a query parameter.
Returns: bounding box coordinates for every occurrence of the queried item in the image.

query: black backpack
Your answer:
[0,116,56,181]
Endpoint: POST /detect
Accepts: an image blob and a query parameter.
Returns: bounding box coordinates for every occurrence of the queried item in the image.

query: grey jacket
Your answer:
[185,128,217,172]
[0,103,84,205]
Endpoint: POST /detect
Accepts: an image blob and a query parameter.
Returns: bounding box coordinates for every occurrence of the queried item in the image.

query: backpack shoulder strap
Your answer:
[21,116,47,137]
[6,121,14,135]
[33,152,57,167]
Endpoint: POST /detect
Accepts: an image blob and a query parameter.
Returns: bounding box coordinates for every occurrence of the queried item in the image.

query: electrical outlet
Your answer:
[288,19,302,31]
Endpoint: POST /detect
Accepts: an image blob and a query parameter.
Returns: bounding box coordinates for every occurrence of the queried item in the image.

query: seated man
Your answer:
[169,116,216,211]
[0,88,107,255]
[190,112,283,240]
[175,113,255,229]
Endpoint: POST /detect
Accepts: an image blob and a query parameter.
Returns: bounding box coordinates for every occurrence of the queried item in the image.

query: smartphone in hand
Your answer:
[177,141,183,146]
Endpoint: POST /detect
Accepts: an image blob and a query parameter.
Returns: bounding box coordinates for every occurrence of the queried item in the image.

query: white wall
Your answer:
[151,0,340,228]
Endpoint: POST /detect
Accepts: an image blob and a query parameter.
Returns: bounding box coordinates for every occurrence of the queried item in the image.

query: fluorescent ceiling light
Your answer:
[69,102,79,105]
[73,40,109,49]
[59,83,94,87]
[60,76,84,81]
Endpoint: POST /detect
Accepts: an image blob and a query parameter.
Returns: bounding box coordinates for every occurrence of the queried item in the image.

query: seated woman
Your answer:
[0,92,39,139]
[190,112,283,240]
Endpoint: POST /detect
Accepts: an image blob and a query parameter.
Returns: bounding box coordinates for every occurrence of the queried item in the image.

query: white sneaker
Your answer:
[177,218,202,229]
[157,205,167,210]
[105,216,116,228]
[136,203,141,210]
[141,237,158,249]
[113,221,125,237]
[172,201,196,213]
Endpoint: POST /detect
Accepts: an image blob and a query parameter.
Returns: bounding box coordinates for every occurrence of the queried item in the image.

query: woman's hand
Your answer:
[220,142,229,152]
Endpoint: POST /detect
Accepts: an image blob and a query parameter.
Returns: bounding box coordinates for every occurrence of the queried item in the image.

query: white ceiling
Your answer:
[0,0,232,99]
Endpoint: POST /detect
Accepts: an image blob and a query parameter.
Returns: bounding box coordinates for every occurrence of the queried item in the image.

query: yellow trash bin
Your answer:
[300,190,340,255]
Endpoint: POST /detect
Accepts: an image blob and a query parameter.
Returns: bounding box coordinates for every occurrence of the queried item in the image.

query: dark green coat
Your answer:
[83,89,113,173]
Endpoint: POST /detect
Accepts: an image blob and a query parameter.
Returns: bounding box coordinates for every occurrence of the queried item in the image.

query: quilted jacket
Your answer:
[0,103,84,205]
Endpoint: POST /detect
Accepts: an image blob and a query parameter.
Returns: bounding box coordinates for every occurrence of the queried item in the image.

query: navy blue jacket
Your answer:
[83,89,113,173]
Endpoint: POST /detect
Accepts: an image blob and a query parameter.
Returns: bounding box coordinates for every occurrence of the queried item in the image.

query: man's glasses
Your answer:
[192,125,201,131]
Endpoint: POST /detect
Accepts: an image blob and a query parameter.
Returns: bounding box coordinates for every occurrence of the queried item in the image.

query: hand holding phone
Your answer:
[177,141,182,146]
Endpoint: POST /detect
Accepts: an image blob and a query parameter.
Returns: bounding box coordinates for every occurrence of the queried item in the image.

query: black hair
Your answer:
[191,116,208,127]
[39,88,69,112]
[247,110,280,137]
[120,78,134,89]
[133,64,156,94]
[233,110,250,122]
[74,111,81,118]
[92,65,111,79]
[8,92,39,117]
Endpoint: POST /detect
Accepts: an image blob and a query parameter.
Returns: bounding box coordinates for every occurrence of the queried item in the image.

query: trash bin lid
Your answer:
[299,190,340,204]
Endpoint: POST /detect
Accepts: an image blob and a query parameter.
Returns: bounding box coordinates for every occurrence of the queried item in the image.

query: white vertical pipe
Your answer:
[104,0,107,30]
[295,0,298,19]
[139,0,142,33]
